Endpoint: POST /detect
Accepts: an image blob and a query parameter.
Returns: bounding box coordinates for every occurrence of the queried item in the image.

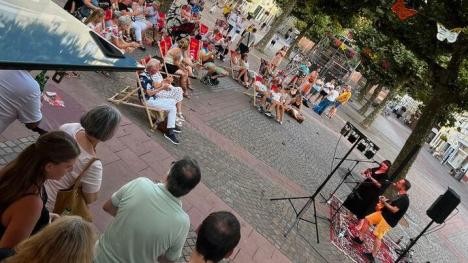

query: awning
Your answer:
[0,0,144,71]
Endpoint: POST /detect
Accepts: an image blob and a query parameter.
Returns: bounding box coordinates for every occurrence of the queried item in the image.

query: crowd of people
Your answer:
[62,0,355,129]
[0,1,366,262]
[0,117,241,262]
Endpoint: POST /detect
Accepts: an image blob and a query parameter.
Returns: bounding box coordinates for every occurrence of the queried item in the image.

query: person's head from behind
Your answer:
[0,131,80,213]
[5,216,96,263]
[178,38,190,51]
[252,28,257,33]
[81,104,121,142]
[166,157,201,198]
[117,15,132,31]
[241,53,248,61]
[146,58,162,74]
[196,211,241,262]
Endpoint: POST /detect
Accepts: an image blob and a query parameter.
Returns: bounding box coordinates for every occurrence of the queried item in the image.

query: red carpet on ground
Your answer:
[329,197,400,263]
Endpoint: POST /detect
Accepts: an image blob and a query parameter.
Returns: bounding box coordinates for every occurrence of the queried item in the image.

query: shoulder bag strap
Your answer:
[72,157,99,190]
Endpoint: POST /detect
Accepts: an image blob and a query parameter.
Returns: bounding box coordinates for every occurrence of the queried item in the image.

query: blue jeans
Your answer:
[314,99,334,115]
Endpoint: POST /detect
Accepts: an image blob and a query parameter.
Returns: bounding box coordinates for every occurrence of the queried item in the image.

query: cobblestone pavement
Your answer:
[153,120,350,263]
[0,135,38,165]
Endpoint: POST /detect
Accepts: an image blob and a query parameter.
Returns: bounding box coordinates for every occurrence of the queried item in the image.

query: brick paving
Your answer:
[0,135,38,165]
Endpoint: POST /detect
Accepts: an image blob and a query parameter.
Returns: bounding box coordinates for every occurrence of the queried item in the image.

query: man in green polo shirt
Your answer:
[95,157,201,263]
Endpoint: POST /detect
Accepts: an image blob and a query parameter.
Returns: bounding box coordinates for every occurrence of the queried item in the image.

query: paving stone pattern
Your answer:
[208,109,457,262]
[154,122,351,263]
[0,135,38,165]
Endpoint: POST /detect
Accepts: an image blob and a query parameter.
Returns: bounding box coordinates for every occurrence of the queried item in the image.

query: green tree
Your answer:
[287,4,342,58]
[255,0,297,51]
[318,0,468,180]
[352,17,428,126]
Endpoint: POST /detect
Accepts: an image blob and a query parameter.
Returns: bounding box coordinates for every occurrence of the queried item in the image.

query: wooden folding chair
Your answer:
[189,36,202,62]
[157,12,166,30]
[199,23,209,37]
[188,36,204,77]
[108,72,167,131]
[157,35,174,75]
[243,74,261,106]
[229,50,241,77]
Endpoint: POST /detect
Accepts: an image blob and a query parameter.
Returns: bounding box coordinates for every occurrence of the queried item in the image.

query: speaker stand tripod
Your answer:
[395,220,434,263]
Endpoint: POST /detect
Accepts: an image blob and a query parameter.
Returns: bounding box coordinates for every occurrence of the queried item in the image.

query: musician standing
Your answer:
[343,160,392,219]
[352,179,411,262]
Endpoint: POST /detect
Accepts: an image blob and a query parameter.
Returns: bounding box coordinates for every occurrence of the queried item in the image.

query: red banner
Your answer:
[189,37,200,61]
[391,0,417,21]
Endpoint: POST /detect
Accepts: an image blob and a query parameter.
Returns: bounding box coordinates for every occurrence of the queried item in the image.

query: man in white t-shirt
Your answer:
[314,86,339,116]
[95,157,201,263]
[0,70,44,134]
[227,11,238,34]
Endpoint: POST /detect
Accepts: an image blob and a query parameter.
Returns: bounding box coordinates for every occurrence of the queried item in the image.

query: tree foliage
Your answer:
[291,2,342,42]
[315,0,467,180]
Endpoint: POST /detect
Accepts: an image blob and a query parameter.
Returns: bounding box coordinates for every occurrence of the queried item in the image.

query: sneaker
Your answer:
[164,132,180,144]
[363,252,375,262]
[173,126,182,133]
[264,111,273,118]
[177,113,185,120]
[351,236,363,244]
[201,75,209,85]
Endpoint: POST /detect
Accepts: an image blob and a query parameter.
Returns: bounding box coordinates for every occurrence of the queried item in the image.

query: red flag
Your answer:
[391,0,417,21]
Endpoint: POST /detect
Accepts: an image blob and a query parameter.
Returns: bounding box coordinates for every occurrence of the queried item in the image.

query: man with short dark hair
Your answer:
[95,157,201,263]
[352,179,411,262]
[189,211,241,263]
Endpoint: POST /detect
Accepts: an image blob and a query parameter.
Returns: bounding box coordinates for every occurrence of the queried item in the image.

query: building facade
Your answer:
[429,113,468,172]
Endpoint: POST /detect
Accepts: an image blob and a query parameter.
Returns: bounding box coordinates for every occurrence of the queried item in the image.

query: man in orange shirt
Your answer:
[299,73,319,107]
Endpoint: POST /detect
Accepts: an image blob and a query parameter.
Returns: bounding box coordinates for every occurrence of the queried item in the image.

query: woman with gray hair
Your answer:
[45,105,122,211]
[106,14,140,53]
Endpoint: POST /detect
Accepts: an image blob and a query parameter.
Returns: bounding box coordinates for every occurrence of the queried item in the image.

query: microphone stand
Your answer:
[329,180,377,222]
[270,136,361,243]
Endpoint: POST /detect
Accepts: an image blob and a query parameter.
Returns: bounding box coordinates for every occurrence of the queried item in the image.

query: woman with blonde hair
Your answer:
[164,38,195,97]
[4,216,96,263]
[84,8,105,34]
